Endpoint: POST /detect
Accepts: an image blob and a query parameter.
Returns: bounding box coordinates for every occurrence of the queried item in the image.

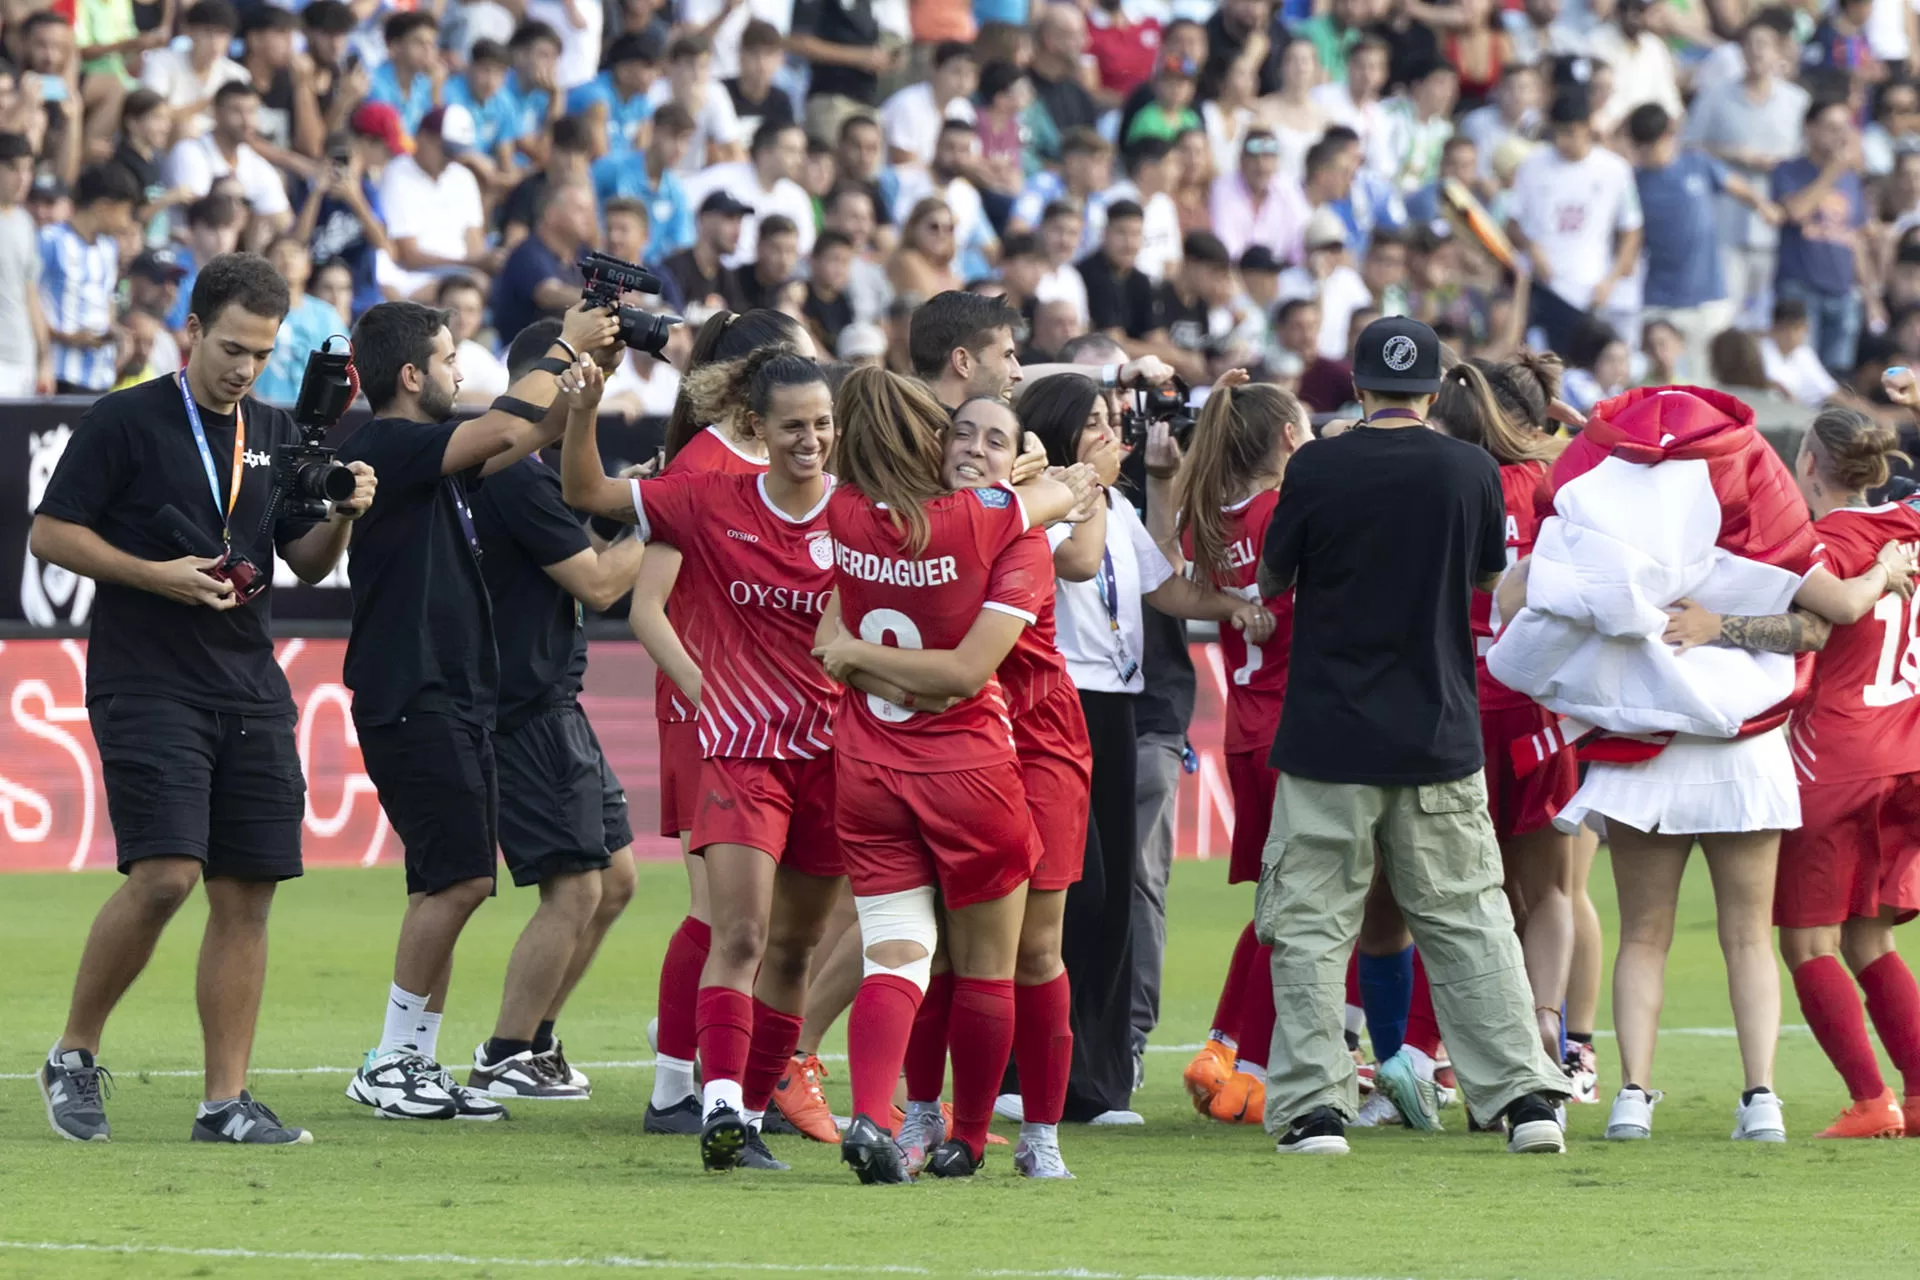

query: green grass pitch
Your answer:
[0,856,1915,1280]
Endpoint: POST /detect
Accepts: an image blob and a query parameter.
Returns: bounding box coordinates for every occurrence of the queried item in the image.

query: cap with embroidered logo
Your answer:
[1350,316,1442,395]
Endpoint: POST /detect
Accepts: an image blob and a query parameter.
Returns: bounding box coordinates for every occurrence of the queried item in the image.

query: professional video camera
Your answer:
[1119,375,1196,452]
[579,250,682,357]
[278,336,360,521]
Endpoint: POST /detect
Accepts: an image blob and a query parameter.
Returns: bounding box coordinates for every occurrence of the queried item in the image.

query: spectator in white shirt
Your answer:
[164,80,292,249]
[685,120,816,268]
[526,0,604,92]
[678,0,796,80]
[141,0,250,142]
[1312,37,1391,172]
[440,273,511,404]
[1761,295,1841,406]
[651,34,743,174]
[1210,129,1311,264]
[377,105,495,302]
[1277,209,1373,359]
[1036,200,1092,328]
[1107,138,1182,284]
[1502,0,1591,68]
[1589,0,1682,135]
[1457,62,1541,185]
[880,42,978,169]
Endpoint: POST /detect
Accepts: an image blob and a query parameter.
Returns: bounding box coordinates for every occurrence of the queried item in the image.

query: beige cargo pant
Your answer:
[1255,770,1569,1131]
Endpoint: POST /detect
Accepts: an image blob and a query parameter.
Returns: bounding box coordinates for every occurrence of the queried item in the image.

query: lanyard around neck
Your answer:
[179,371,244,546]
[1365,408,1425,427]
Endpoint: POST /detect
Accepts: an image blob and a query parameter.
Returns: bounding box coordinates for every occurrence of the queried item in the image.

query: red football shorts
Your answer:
[689,754,845,877]
[1227,749,1280,884]
[1775,772,1920,928]
[834,755,1037,908]
[657,720,702,839]
[1014,685,1092,892]
[1482,701,1577,839]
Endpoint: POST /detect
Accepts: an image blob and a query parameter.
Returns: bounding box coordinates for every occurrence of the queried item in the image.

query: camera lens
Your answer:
[617,306,681,358]
[296,460,357,503]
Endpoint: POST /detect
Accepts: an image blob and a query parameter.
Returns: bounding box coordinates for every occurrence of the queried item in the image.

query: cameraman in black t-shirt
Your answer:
[337,298,618,1122]
[464,319,646,1102]
[33,253,377,1146]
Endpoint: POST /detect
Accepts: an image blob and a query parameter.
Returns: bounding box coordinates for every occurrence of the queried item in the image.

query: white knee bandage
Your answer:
[854,886,938,991]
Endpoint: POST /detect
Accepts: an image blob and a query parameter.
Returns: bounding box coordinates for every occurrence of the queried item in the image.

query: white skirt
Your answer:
[1553,726,1800,836]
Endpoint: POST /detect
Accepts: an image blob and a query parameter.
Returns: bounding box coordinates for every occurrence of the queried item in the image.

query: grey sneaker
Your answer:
[896,1101,946,1176]
[1013,1130,1074,1179]
[40,1044,112,1142]
[467,1045,588,1101]
[191,1091,313,1144]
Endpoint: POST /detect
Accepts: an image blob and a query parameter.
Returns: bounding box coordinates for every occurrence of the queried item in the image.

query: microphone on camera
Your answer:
[157,504,225,559]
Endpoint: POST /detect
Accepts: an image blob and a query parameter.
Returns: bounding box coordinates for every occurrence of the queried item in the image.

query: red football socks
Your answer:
[903,971,955,1101]
[656,916,711,1061]
[1859,952,1920,1096]
[694,984,753,1089]
[1014,972,1072,1126]
[1233,943,1276,1070]
[742,998,804,1112]
[847,973,924,1127]
[949,977,1016,1160]
[1211,922,1257,1041]
[1793,955,1886,1102]
[1404,950,1444,1059]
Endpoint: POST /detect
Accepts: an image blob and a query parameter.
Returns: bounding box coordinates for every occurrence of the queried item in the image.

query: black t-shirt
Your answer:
[795,0,881,103]
[1156,282,1213,355]
[1260,424,1505,784]
[335,417,498,728]
[1201,10,1289,99]
[1030,70,1100,152]
[1079,251,1160,339]
[805,285,854,343]
[252,66,296,151]
[738,264,787,312]
[665,248,750,313]
[497,171,550,237]
[725,77,798,139]
[470,454,591,731]
[110,139,164,211]
[34,374,320,713]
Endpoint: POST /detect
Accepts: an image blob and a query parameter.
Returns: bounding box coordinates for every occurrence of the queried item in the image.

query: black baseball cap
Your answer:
[129,247,189,282]
[700,190,753,218]
[1351,316,1443,395]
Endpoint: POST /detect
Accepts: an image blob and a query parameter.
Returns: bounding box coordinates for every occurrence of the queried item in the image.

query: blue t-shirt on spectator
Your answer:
[591,153,692,264]
[368,63,435,133]
[1771,159,1864,297]
[567,72,655,154]
[446,75,520,154]
[166,247,197,332]
[1636,149,1728,309]
[254,295,349,405]
[491,234,578,350]
[498,70,552,155]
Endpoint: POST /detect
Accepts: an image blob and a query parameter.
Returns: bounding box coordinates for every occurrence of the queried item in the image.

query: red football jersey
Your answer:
[635,471,838,760]
[1790,501,1920,785]
[828,482,1034,772]
[1184,490,1295,755]
[992,528,1070,716]
[1473,460,1550,711]
[654,426,770,724]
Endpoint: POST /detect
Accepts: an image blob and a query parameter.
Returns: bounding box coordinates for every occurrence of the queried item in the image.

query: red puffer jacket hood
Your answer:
[1547,385,1818,575]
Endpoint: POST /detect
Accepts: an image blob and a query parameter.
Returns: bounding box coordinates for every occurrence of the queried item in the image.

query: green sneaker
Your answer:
[1376,1047,1443,1132]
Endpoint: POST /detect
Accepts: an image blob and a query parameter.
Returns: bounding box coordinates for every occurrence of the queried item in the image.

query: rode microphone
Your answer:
[155,504,266,604]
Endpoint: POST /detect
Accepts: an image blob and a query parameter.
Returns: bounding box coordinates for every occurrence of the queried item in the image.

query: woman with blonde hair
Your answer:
[888,198,964,299]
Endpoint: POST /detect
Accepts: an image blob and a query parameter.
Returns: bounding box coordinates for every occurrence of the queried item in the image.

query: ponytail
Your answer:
[1435,362,1561,467]
[1174,381,1307,588]
[662,308,808,460]
[1807,405,1908,493]
[835,366,950,553]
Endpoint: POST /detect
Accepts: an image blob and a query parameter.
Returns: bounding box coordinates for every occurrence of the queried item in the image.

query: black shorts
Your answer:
[358,713,498,896]
[495,703,633,888]
[89,693,304,881]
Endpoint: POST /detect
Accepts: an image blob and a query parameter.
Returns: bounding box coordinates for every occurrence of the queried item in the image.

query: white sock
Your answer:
[1019,1120,1058,1145]
[743,1107,765,1130]
[380,985,428,1055]
[196,1097,240,1117]
[1403,1044,1435,1080]
[703,1078,744,1118]
[1343,1004,1365,1036]
[652,1054,697,1108]
[415,1011,442,1061]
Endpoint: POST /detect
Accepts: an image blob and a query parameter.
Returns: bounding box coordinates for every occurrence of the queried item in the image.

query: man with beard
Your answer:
[338,297,619,1122]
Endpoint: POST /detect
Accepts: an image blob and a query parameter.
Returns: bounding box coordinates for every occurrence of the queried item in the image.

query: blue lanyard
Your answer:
[1096,534,1139,683]
[179,371,243,546]
[446,478,482,560]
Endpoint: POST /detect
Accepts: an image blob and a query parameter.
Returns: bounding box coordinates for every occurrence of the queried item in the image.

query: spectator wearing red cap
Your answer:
[165,80,292,249]
[295,103,402,317]
[379,105,496,301]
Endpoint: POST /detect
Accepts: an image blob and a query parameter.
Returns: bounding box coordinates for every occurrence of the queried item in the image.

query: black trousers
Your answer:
[1060,688,1140,1120]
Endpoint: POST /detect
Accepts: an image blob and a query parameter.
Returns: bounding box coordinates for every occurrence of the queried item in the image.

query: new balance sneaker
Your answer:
[701,1104,750,1171]
[533,1039,589,1092]
[896,1101,947,1176]
[1604,1085,1661,1141]
[468,1045,588,1101]
[1183,1038,1235,1113]
[1351,1090,1402,1128]
[840,1113,909,1185]
[191,1091,312,1145]
[740,1126,790,1171]
[1013,1129,1074,1179]
[346,1050,458,1120]
[1376,1047,1443,1132]
[1815,1089,1904,1139]
[1276,1106,1349,1155]
[925,1137,981,1178]
[1208,1070,1265,1125]
[40,1045,112,1143]
[1504,1093,1566,1154]
[770,1053,839,1143]
[1564,1040,1600,1104]
[643,1095,702,1135]
[1732,1088,1787,1143]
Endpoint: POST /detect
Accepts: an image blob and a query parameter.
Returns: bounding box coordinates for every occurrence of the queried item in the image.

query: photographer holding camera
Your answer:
[32,252,376,1146]
[338,296,618,1122]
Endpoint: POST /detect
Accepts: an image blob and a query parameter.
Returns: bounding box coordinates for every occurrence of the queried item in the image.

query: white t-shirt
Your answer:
[526,0,604,91]
[1509,145,1643,310]
[879,84,977,169]
[1761,336,1840,407]
[682,161,816,268]
[457,338,511,398]
[605,352,683,417]
[164,136,292,215]
[1046,494,1173,694]
[376,155,486,295]
[652,82,742,174]
[1036,262,1090,328]
[1867,0,1918,62]
[1277,263,1373,360]
[677,0,796,79]
[1311,83,1390,168]
[139,49,249,138]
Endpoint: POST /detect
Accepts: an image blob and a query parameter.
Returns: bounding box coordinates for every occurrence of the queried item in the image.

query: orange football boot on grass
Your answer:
[1815,1089,1906,1139]
[1208,1070,1266,1124]
[1183,1038,1236,1113]
[769,1053,840,1143]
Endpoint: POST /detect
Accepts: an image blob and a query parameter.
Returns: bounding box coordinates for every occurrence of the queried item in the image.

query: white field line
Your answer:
[0,1241,1415,1280]
[0,1029,1800,1082]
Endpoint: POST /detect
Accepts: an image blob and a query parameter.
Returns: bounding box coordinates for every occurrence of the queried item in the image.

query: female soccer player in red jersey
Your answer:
[1159,373,1311,1129]
[814,367,1084,1183]
[1769,400,1920,1139]
[625,310,809,1135]
[560,344,846,1173]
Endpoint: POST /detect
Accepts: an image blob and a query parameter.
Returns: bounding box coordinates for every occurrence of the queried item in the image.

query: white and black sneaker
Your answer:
[1503,1092,1567,1154]
[191,1091,313,1145]
[1276,1106,1350,1155]
[345,1049,458,1120]
[425,1059,509,1121]
[468,1044,589,1101]
[40,1044,112,1143]
[532,1039,589,1093]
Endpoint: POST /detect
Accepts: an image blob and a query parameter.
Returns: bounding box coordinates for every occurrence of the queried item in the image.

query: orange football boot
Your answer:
[1183,1038,1236,1113]
[1208,1070,1266,1124]
[1816,1089,1906,1139]
[769,1053,840,1143]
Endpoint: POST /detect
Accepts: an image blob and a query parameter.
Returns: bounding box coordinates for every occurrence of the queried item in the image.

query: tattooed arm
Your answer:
[1663,601,1832,654]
